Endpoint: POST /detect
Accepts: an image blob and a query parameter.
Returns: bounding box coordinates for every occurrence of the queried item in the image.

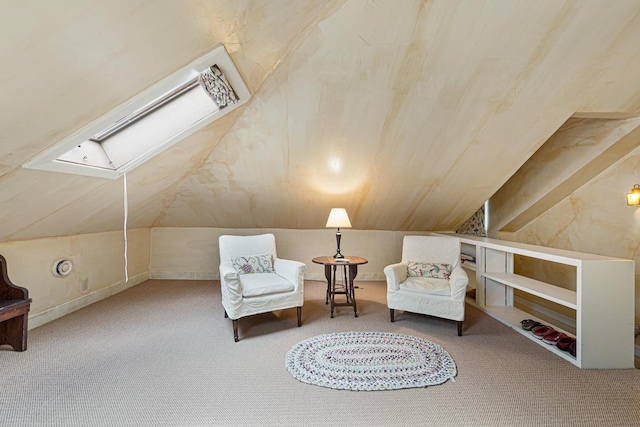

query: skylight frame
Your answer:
[22,45,250,179]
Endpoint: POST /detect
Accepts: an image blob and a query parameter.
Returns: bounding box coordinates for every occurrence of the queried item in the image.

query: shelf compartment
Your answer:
[461,261,476,271]
[482,305,578,366]
[482,272,577,309]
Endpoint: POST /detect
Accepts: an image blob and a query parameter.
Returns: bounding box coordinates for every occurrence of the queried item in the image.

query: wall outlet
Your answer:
[81,278,89,292]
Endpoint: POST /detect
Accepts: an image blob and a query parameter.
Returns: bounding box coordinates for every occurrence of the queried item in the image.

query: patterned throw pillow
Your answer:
[231,254,275,275]
[407,262,452,279]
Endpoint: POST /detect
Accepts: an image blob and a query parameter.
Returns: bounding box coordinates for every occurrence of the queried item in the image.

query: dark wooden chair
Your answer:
[0,254,32,352]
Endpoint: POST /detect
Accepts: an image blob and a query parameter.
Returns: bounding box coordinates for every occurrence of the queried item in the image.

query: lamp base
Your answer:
[333,229,344,259]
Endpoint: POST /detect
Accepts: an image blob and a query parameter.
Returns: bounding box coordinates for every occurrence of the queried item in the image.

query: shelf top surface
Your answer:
[434,233,631,264]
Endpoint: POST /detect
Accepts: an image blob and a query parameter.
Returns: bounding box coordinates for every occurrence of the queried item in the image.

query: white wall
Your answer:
[1,226,433,330]
[149,227,431,281]
[0,229,150,328]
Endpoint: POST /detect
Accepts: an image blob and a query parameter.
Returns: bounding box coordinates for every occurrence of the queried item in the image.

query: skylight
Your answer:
[23,45,250,179]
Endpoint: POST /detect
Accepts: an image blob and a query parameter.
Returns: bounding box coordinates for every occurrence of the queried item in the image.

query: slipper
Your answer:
[531,324,547,333]
[556,335,576,352]
[533,325,554,339]
[520,319,541,331]
[542,330,562,345]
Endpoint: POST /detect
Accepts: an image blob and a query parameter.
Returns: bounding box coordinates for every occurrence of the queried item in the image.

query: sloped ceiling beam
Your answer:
[490,116,640,233]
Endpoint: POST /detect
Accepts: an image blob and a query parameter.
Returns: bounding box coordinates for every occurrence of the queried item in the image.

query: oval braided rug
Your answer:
[285,331,457,391]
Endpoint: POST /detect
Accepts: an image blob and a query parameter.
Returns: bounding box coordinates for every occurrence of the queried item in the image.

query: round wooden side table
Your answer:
[312,256,368,318]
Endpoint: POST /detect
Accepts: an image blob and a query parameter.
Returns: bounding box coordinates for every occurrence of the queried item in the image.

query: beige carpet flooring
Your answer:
[1,279,639,427]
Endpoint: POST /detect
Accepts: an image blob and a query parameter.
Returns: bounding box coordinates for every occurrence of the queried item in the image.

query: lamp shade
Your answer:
[627,184,640,206]
[326,208,352,228]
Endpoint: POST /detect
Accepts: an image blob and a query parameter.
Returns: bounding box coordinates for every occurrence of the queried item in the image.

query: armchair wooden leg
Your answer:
[297,306,302,327]
[232,319,239,342]
[390,309,395,323]
[457,321,463,336]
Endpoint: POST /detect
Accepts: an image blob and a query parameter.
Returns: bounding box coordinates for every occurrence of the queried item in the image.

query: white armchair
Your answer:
[384,235,469,335]
[219,233,305,342]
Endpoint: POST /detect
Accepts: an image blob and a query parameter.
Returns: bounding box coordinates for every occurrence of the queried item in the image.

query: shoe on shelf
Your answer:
[556,335,576,352]
[569,341,577,357]
[532,325,554,339]
[531,324,546,333]
[520,319,542,331]
[542,330,562,345]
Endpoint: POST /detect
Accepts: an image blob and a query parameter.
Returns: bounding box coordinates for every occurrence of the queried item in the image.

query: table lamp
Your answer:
[326,208,352,258]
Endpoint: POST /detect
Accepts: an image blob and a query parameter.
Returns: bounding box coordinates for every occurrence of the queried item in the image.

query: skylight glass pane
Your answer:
[100,85,219,169]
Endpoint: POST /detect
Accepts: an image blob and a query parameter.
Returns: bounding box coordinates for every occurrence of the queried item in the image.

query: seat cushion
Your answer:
[240,273,294,298]
[399,276,451,296]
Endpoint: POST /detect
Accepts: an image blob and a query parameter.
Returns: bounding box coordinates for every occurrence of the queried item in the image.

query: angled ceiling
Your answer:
[2,0,640,242]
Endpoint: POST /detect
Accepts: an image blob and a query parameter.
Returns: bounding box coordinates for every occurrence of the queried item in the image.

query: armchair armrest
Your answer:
[383,263,407,292]
[273,258,306,291]
[449,266,469,299]
[219,264,243,305]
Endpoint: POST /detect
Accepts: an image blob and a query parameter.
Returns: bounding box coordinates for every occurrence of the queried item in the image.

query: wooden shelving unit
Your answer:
[437,233,635,369]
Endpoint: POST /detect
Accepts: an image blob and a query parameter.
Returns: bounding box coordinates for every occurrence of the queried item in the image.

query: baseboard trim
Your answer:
[149,271,217,280]
[148,271,386,281]
[29,272,149,330]
[305,273,327,282]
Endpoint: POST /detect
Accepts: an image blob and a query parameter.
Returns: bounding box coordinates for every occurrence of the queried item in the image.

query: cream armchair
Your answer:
[219,233,305,342]
[384,235,469,335]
